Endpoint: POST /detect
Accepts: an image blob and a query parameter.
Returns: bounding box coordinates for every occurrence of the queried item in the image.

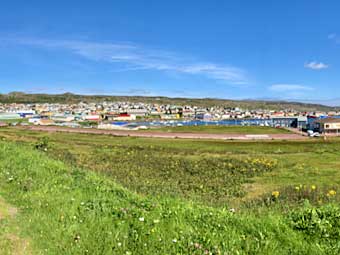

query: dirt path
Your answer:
[0,197,17,221]
[16,126,307,141]
[0,197,31,255]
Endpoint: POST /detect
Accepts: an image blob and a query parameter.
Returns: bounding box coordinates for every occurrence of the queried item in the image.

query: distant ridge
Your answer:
[0,92,337,112]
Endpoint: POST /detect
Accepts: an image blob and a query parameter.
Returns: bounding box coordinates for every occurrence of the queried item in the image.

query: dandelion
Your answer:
[295,186,300,191]
[327,190,336,197]
[311,185,316,190]
[271,191,280,199]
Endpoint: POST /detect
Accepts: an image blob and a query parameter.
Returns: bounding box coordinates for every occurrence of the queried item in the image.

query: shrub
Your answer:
[34,136,50,151]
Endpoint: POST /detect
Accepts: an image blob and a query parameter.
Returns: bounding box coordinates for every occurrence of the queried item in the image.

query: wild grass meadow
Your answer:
[1,128,340,254]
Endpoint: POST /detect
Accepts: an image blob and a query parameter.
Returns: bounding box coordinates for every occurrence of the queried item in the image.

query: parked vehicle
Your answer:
[307,130,320,137]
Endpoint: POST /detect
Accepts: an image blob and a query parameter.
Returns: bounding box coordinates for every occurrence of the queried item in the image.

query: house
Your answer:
[82,115,101,121]
[126,109,148,117]
[195,113,212,121]
[160,113,180,120]
[51,114,75,122]
[113,113,136,121]
[103,112,120,121]
[28,117,42,124]
[272,111,285,117]
[35,119,55,126]
[314,118,340,135]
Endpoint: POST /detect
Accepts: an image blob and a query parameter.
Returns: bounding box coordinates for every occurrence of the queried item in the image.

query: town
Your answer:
[3,0,340,253]
[1,100,340,135]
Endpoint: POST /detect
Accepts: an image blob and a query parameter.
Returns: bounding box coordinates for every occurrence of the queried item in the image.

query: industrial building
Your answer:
[314,118,340,135]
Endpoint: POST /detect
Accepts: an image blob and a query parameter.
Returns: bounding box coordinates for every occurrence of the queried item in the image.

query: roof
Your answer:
[315,118,340,124]
[39,119,54,124]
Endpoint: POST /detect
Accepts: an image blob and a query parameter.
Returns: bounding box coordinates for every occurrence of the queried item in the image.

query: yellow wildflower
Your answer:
[272,191,280,199]
[327,190,336,197]
[311,185,316,190]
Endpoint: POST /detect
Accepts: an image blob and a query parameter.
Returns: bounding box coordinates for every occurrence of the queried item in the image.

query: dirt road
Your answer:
[15,126,308,141]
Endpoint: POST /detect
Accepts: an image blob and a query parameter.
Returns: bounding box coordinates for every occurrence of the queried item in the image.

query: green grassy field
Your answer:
[1,127,340,253]
[0,127,338,206]
[145,125,291,134]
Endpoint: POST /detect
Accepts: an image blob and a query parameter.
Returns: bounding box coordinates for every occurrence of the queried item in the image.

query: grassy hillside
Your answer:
[0,92,336,111]
[2,140,340,254]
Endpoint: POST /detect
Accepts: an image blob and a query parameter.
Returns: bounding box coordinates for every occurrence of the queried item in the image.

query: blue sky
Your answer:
[0,1,340,105]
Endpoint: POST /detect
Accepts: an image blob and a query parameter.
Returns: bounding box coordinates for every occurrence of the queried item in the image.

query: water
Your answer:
[115,118,298,128]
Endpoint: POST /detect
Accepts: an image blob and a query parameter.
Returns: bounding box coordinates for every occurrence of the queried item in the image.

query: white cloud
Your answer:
[3,37,248,85]
[304,61,329,70]
[269,84,314,92]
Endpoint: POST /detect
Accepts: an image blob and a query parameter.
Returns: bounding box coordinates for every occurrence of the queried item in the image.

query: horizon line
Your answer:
[1,91,339,108]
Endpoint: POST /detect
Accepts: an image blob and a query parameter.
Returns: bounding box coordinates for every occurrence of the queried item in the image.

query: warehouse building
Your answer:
[0,113,21,120]
[314,118,340,135]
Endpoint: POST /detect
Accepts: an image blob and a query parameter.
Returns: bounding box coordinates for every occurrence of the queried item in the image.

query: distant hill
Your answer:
[0,92,337,112]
